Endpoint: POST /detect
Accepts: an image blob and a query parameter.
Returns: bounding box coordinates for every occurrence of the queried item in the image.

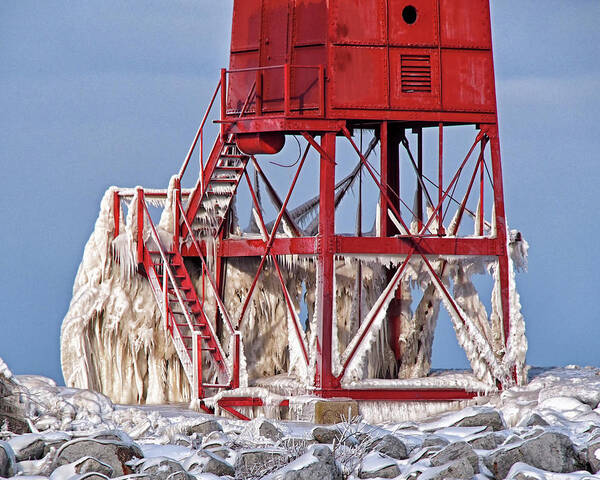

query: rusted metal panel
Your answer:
[389,47,441,110]
[331,46,388,109]
[441,49,495,112]
[330,0,386,45]
[389,0,439,47]
[440,0,492,49]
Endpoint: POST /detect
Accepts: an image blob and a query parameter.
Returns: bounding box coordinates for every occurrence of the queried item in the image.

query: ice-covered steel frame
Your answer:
[108,0,526,412]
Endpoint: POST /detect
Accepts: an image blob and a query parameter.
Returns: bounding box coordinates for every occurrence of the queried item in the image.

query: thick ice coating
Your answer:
[61,184,528,404]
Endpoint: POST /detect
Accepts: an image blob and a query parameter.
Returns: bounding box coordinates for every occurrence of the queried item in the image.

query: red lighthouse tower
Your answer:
[120,0,527,417]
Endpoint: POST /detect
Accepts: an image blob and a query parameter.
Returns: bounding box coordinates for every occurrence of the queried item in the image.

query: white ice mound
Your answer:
[60,187,190,405]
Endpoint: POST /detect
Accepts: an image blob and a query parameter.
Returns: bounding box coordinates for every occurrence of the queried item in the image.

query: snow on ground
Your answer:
[2,359,600,479]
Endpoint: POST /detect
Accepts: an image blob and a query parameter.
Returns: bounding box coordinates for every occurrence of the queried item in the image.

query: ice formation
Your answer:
[61,175,528,406]
[60,188,190,405]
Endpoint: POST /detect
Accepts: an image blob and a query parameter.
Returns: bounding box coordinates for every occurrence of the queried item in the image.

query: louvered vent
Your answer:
[401,55,432,93]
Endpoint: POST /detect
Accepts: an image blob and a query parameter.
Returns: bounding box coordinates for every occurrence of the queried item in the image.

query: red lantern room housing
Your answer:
[227,0,497,141]
[107,0,527,420]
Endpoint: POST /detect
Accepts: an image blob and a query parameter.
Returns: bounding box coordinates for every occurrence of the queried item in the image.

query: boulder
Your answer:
[430,441,479,474]
[524,413,549,427]
[8,433,45,461]
[50,455,114,479]
[452,408,505,432]
[282,445,342,480]
[0,368,29,434]
[42,432,72,456]
[0,440,16,478]
[183,450,235,477]
[185,419,223,436]
[484,432,586,479]
[200,431,230,449]
[587,439,600,473]
[419,456,475,480]
[258,419,284,442]
[55,438,144,476]
[468,432,505,451]
[373,434,408,460]
[311,426,355,446]
[0,413,30,434]
[235,448,288,477]
[132,456,192,480]
[358,452,400,479]
[422,435,449,449]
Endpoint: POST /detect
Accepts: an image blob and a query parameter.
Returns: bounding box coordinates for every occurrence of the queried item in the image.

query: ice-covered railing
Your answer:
[137,191,231,398]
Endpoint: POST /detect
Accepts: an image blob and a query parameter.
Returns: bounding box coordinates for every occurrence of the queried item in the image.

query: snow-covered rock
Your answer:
[484,431,586,479]
[430,440,479,473]
[182,450,234,477]
[131,456,192,480]
[372,434,408,460]
[0,440,16,478]
[8,433,45,461]
[268,445,341,480]
[357,452,399,479]
[49,456,114,479]
[54,438,143,476]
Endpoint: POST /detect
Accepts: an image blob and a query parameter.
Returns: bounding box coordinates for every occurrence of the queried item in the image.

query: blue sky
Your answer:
[1,1,599,383]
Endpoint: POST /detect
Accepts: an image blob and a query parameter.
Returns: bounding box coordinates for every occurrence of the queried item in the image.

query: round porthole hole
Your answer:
[402,5,417,24]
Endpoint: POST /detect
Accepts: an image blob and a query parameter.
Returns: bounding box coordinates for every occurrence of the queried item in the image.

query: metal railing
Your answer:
[137,189,230,397]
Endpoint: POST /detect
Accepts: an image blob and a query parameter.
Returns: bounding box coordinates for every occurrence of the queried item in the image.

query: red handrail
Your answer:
[178,79,222,180]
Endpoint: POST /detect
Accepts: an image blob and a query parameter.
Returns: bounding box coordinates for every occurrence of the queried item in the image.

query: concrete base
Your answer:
[314,399,359,424]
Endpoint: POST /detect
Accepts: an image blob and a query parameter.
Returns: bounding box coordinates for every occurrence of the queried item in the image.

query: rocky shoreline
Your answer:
[2,360,600,479]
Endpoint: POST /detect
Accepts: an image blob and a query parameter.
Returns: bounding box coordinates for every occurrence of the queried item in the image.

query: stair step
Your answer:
[209,178,238,183]
[175,324,207,329]
[215,166,244,172]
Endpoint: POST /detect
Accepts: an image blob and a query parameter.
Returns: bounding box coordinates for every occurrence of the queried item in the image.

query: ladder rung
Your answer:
[203,384,229,389]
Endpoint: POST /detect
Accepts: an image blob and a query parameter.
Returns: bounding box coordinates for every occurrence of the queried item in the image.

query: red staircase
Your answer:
[183,137,249,240]
[130,78,251,399]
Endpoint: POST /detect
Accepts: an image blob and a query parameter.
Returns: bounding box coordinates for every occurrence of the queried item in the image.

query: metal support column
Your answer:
[380,122,402,237]
[315,132,337,391]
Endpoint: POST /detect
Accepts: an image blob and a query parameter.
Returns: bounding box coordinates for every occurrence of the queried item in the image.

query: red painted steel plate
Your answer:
[231,0,261,52]
[291,47,326,112]
[442,49,495,112]
[440,0,492,49]
[228,51,259,114]
[389,0,439,47]
[331,0,386,45]
[261,0,290,113]
[292,0,327,46]
[389,47,440,111]
[331,46,388,109]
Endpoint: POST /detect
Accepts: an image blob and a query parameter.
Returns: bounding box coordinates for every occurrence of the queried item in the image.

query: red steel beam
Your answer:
[206,236,501,258]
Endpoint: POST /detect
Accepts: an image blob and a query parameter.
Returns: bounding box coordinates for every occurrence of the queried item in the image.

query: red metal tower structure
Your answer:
[112,0,526,418]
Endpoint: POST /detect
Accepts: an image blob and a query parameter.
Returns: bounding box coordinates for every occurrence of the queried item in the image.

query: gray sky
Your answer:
[1,1,599,383]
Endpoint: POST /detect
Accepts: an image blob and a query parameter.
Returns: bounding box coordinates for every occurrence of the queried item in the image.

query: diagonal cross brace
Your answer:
[236,144,311,331]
